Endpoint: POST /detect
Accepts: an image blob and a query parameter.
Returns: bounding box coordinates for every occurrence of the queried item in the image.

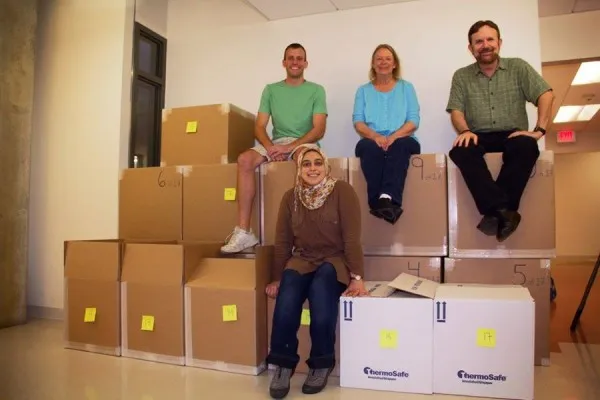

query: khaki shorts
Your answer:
[251,137,319,162]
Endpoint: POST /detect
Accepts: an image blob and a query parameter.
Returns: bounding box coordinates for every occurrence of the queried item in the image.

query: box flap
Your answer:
[436,284,533,301]
[186,258,257,290]
[64,240,121,281]
[121,243,184,285]
[365,281,396,298]
[388,273,439,299]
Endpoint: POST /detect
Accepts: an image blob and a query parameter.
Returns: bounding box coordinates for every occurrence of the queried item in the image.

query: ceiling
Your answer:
[220,0,600,20]
[538,0,600,17]
[542,60,600,137]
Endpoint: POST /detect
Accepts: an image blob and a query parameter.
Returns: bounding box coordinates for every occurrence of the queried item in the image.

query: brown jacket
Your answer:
[272,180,364,285]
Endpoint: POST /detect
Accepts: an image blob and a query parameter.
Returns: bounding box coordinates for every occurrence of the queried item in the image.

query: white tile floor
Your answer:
[0,319,598,400]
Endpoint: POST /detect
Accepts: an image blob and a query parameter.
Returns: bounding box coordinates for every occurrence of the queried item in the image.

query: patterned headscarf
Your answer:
[294,145,337,212]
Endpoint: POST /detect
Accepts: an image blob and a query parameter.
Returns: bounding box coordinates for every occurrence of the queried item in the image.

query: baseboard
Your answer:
[27,306,63,321]
[553,255,598,265]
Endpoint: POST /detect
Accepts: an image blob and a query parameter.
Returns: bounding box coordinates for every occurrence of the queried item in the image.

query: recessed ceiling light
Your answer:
[553,104,600,123]
[572,61,600,85]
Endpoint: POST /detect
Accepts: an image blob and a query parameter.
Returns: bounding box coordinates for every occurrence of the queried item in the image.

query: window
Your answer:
[130,22,167,168]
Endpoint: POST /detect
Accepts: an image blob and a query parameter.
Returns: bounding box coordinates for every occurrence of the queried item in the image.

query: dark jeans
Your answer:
[448,131,540,215]
[267,263,346,370]
[355,136,421,210]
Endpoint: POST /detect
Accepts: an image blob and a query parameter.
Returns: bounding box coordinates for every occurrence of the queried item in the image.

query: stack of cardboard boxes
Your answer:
[63,103,555,400]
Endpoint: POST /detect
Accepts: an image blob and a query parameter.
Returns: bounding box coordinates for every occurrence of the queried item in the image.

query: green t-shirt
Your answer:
[258,80,327,140]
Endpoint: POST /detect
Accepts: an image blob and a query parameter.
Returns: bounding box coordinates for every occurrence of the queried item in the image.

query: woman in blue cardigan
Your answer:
[353,44,421,225]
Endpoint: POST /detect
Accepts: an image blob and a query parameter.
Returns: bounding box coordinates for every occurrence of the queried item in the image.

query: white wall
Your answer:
[539,10,600,62]
[28,0,134,310]
[135,0,168,37]
[166,0,544,157]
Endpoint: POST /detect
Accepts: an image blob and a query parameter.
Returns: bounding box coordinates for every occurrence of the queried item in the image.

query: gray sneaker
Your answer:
[269,367,293,399]
[302,367,333,394]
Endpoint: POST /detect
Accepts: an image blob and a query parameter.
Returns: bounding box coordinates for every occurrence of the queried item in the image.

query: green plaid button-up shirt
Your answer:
[446,57,551,133]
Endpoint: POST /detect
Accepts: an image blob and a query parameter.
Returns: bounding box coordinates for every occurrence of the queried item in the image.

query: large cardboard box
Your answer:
[348,154,448,256]
[161,103,256,166]
[448,151,555,258]
[265,257,441,377]
[119,166,183,241]
[184,247,272,375]
[64,240,122,356]
[433,283,534,400]
[120,242,221,365]
[444,258,551,366]
[182,163,260,243]
[339,275,437,394]
[260,158,349,245]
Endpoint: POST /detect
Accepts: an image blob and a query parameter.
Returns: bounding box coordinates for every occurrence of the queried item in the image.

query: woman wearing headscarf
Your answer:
[265,146,367,399]
[353,44,421,224]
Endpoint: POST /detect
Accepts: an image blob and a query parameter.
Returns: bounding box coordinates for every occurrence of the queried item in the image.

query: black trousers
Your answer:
[448,131,540,215]
[355,136,421,210]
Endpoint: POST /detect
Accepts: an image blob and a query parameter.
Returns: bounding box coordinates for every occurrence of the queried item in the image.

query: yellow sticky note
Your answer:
[477,328,496,348]
[379,329,398,349]
[224,188,236,201]
[301,309,311,326]
[84,307,96,323]
[222,305,238,322]
[185,121,197,133]
[141,315,155,331]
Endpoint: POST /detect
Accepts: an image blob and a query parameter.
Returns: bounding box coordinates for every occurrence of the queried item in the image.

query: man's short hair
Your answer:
[468,20,501,44]
[283,43,307,60]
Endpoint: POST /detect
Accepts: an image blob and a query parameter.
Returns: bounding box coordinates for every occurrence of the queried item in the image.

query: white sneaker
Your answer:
[221,226,259,254]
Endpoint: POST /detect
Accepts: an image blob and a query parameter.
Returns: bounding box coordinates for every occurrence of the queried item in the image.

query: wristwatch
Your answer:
[533,126,546,136]
[350,273,362,281]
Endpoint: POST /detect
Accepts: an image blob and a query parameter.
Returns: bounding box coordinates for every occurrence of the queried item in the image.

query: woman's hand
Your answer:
[373,134,388,150]
[342,280,369,297]
[265,281,280,299]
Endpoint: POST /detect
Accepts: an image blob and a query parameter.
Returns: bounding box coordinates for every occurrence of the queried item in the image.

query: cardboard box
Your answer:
[120,242,221,365]
[64,240,122,356]
[119,166,183,241]
[260,158,349,245]
[448,151,555,258]
[339,276,437,394]
[182,163,260,243]
[348,154,448,256]
[266,298,341,376]
[184,247,272,375]
[161,103,256,166]
[433,283,535,400]
[444,258,551,366]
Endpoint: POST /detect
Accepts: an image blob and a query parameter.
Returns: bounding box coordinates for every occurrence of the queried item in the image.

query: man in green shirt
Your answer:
[447,20,554,242]
[221,43,328,254]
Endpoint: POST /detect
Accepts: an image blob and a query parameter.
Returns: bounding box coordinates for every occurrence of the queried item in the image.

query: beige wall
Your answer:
[555,152,600,258]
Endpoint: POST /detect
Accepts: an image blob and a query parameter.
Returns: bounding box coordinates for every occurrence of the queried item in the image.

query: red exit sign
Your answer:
[557,130,576,143]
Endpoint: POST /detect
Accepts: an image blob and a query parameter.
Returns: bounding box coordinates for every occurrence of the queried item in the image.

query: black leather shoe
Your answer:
[381,205,403,225]
[369,198,394,220]
[496,209,521,242]
[477,215,499,236]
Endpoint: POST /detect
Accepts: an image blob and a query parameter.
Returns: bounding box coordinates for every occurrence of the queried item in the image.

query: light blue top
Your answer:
[352,80,420,139]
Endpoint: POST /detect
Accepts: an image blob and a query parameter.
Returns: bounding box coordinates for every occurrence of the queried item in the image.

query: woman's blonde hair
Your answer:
[369,44,401,81]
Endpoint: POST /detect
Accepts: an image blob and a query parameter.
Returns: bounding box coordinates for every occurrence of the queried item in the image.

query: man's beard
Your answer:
[476,49,499,65]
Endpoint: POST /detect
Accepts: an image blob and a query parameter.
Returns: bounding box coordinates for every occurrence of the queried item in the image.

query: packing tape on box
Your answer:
[120,282,129,353]
[176,165,192,177]
[221,103,256,120]
[435,153,446,168]
[541,259,551,270]
[184,287,194,363]
[160,161,166,167]
[221,155,228,164]
[161,108,172,122]
[429,257,442,269]
[348,157,360,172]
[445,258,455,271]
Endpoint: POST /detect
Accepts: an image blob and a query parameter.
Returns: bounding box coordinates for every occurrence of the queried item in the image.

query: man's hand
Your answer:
[342,280,369,297]
[265,281,280,299]
[508,131,542,141]
[267,144,293,160]
[453,131,478,147]
[373,135,388,150]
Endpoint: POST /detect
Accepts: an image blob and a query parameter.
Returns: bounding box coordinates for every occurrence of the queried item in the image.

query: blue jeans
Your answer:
[267,263,346,370]
[355,136,421,210]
